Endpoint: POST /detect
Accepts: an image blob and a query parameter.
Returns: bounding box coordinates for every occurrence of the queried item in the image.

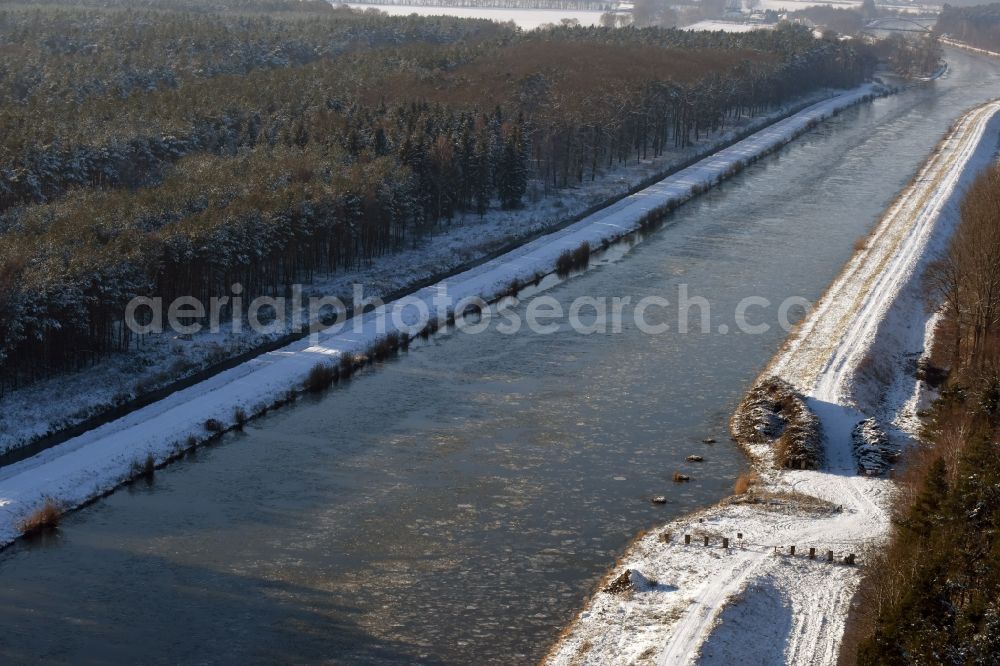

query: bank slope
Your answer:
[0,84,883,548]
[545,101,1000,665]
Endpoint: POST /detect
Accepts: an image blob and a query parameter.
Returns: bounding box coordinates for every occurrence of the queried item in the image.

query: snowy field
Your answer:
[340,1,938,27]
[343,3,606,27]
[0,84,884,547]
[682,20,770,32]
[757,0,936,13]
[545,101,1000,665]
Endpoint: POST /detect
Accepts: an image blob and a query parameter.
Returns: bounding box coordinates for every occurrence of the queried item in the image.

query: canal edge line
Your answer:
[0,83,889,549]
[543,100,1000,665]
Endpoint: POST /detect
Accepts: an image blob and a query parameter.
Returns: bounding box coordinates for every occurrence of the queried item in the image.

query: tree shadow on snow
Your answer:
[695,575,794,666]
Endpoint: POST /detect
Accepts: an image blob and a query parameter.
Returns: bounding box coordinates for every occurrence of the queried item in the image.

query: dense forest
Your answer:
[876,34,942,78]
[0,1,875,394]
[935,3,1000,51]
[843,164,1000,665]
[3,0,340,11]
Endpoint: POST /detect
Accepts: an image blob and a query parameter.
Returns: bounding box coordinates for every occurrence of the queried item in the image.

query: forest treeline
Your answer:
[842,163,1000,665]
[3,0,343,13]
[935,3,1000,51]
[875,34,942,78]
[0,2,875,393]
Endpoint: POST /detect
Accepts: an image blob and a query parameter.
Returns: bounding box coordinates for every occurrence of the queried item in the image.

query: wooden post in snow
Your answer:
[827,550,834,563]
[685,534,691,545]
[809,547,816,559]
[790,545,796,556]
[703,535,710,547]
[722,537,729,549]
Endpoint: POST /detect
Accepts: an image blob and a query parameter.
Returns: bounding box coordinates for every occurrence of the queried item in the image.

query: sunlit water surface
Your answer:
[1,48,999,665]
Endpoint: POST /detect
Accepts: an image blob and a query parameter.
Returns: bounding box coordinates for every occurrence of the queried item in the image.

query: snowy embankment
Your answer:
[0,84,882,547]
[545,102,1000,665]
[940,37,1000,59]
[0,86,853,457]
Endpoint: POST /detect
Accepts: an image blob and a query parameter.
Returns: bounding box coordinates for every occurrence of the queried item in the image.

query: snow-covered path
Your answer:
[771,100,1000,407]
[545,102,1000,666]
[0,85,884,548]
[657,550,767,665]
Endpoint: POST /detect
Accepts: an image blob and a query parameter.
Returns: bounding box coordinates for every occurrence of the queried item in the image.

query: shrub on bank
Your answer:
[304,363,338,392]
[730,376,823,470]
[17,498,62,536]
[733,470,758,495]
[556,241,592,277]
[233,406,248,428]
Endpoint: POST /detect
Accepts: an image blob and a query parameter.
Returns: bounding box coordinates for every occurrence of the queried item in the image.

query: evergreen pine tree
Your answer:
[901,456,949,537]
[497,124,527,210]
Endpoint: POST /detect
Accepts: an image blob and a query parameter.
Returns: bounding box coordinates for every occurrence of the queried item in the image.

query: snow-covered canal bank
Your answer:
[3,48,1000,665]
[0,84,884,550]
[545,102,1000,666]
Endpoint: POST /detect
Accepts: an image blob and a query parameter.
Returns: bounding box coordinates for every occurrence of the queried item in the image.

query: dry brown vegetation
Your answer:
[16,498,62,536]
[233,406,248,428]
[926,164,1000,370]
[555,241,592,276]
[304,362,338,393]
[368,332,403,362]
[731,376,823,469]
[727,488,836,515]
[733,469,759,495]
[129,453,157,480]
[772,395,823,470]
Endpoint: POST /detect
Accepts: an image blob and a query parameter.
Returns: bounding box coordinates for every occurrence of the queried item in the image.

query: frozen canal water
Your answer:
[1,47,999,665]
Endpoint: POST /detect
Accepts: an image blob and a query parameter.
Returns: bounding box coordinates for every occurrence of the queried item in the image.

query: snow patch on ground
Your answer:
[683,20,771,33]
[344,3,606,28]
[697,575,792,665]
[545,102,1000,664]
